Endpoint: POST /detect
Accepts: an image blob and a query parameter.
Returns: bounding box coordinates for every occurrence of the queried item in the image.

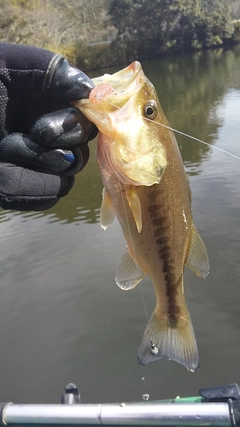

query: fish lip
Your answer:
[92,61,143,95]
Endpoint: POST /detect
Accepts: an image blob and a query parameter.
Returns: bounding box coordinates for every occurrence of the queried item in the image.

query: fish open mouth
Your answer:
[89,61,145,108]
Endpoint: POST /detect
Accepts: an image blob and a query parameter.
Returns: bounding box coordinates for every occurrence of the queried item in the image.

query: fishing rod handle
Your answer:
[0,401,233,426]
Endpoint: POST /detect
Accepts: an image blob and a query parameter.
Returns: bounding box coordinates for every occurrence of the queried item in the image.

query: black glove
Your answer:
[0,43,97,211]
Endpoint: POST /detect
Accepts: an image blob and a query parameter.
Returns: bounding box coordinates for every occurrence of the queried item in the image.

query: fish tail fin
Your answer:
[137,310,199,372]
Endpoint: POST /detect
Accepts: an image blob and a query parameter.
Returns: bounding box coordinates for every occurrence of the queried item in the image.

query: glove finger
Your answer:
[31,107,95,148]
[49,58,94,100]
[0,133,85,175]
[0,163,74,211]
[87,123,98,142]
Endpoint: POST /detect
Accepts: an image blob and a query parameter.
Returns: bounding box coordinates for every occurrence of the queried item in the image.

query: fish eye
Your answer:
[143,101,158,120]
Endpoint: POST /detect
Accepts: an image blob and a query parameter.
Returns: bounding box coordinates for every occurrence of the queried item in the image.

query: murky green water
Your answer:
[0,46,240,404]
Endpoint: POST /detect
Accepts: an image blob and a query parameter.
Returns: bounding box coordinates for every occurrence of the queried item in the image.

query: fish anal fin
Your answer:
[115,246,146,290]
[186,224,210,279]
[137,310,199,373]
[100,188,115,230]
[125,188,142,233]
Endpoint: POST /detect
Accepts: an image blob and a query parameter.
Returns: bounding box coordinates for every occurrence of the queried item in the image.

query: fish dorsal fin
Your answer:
[125,188,142,233]
[185,224,210,279]
[100,188,115,230]
[115,246,146,290]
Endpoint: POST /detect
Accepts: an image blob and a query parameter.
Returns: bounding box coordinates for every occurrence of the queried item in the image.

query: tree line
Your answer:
[108,0,238,65]
[0,0,239,70]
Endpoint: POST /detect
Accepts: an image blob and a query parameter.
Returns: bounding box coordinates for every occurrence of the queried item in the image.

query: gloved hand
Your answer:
[0,43,97,211]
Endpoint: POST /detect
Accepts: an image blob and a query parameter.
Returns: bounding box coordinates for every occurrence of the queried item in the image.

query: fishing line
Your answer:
[139,282,150,324]
[103,98,240,161]
[145,119,240,161]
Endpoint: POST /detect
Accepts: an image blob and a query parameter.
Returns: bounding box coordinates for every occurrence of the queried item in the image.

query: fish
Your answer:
[73,61,209,372]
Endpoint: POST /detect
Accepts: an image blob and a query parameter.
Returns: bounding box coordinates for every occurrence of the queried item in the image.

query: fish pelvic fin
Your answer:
[137,310,199,373]
[115,246,146,290]
[186,224,210,279]
[100,188,115,230]
[125,188,142,233]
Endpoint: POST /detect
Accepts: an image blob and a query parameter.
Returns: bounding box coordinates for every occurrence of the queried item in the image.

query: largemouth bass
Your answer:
[73,61,209,372]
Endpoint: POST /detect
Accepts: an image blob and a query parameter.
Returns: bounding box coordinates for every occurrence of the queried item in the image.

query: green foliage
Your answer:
[109,0,234,63]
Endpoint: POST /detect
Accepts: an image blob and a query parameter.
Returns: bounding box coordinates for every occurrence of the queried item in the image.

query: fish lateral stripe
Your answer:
[147,190,180,327]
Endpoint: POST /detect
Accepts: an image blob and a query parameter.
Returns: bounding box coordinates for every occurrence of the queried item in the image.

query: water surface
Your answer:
[0,46,240,404]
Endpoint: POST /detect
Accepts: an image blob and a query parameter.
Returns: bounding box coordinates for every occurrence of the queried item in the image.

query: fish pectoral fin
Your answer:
[125,188,142,233]
[100,188,115,230]
[185,224,210,278]
[115,246,146,290]
[137,310,199,373]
